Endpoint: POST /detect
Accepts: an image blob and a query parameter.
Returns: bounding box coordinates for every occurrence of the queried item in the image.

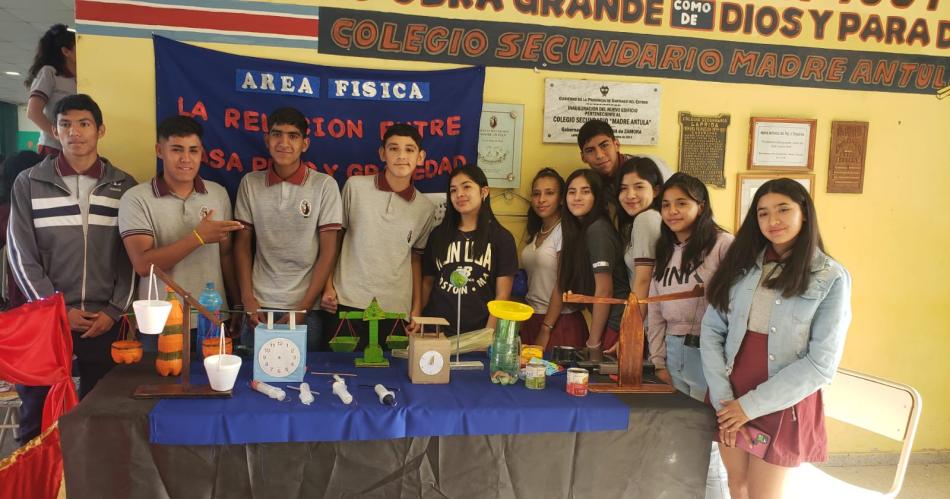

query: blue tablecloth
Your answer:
[149,353,629,445]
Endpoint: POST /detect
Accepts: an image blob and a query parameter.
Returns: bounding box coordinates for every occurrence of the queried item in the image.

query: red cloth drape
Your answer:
[0,293,77,430]
[0,423,64,499]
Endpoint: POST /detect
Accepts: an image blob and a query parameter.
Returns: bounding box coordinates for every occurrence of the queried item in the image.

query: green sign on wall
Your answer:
[17,131,39,153]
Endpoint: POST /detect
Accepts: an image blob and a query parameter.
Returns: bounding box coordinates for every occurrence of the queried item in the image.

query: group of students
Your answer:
[3,51,852,496]
[0,94,513,449]
[518,120,852,498]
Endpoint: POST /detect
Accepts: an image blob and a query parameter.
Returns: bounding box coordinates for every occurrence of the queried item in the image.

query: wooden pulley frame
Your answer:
[563,285,705,394]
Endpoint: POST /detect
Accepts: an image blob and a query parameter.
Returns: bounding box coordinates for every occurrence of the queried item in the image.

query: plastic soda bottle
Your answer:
[487,301,533,385]
[196,282,222,360]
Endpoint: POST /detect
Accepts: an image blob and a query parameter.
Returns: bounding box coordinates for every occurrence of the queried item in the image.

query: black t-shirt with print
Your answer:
[422,222,518,334]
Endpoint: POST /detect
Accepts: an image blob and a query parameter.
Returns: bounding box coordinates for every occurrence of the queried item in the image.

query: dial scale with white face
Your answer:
[253,323,307,383]
[419,350,445,376]
[408,321,451,384]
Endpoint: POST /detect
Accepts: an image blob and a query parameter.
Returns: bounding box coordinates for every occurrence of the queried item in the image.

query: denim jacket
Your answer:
[700,249,852,420]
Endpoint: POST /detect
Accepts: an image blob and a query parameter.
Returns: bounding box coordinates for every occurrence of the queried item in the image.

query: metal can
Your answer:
[552,345,577,365]
[566,367,589,397]
[525,364,546,390]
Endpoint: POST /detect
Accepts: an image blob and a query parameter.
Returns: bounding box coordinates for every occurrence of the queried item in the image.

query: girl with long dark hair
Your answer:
[616,157,664,319]
[649,173,734,499]
[519,168,588,350]
[25,24,76,158]
[701,179,852,498]
[422,165,518,334]
[649,173,733,396]
[559,169,629,353]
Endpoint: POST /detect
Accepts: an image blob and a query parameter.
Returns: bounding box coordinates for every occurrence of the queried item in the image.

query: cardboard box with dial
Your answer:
[408,317,451,384]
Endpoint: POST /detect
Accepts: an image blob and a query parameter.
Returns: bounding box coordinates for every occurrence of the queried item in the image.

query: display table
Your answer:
[60,354,716,499]
[149,353,630,445]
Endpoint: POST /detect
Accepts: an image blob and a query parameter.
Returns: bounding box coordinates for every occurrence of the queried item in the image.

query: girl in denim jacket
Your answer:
[701,179,852,499]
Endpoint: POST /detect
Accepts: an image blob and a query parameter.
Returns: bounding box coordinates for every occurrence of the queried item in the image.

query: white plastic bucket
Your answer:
[204,354,242,391]
[133,266,171,335]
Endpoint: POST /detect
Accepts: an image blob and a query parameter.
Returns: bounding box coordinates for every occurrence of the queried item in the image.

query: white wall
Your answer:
[17,104,39,132]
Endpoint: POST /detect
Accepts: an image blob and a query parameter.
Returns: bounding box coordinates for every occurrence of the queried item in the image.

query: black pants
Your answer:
[321,305,407,351]
[15,320,120,446]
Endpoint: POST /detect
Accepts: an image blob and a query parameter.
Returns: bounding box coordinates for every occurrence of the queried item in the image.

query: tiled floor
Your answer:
[0,432,15,459]
[819,463,950,499]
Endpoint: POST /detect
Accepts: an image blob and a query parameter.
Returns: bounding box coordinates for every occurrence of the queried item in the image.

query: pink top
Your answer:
[647,231,733,368]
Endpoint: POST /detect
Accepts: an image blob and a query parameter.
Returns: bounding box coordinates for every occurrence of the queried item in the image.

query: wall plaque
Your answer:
[543,78,661,145]
[478,103,524,189]
[678,112,730,188]
[748,117,816,171]
[828,121,869,194]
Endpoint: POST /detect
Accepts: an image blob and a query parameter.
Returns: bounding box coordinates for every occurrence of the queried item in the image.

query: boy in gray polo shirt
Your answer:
[321,124,436,349]
[235,107,342,352]
[119,116,243,345]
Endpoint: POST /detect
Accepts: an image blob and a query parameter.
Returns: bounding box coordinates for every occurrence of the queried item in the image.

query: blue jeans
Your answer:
[665,335,709,402]
[240,310,323,353]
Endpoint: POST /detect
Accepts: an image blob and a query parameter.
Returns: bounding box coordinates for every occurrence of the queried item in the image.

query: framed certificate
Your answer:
[748,117,816,171]
[735,172,815,229]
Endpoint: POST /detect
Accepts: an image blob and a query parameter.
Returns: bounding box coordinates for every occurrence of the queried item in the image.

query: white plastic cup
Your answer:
[135,264,172,335]
[132,299,172,335]
[204,354,242,391]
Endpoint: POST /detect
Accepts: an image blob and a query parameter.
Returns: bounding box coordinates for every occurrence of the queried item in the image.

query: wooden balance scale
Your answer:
[132,267,230,399]
[562,285,704,394]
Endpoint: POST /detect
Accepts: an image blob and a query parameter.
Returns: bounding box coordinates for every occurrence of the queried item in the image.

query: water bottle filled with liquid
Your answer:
[196,282,222,360]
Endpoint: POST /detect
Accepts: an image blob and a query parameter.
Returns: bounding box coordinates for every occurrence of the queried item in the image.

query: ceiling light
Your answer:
[4,71,22,76]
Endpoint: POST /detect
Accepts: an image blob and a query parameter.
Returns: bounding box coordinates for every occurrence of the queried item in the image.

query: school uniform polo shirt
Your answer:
[29,65,76,150]
[234,164,342,310]
[118,176,232,313]
[333,172,436,315]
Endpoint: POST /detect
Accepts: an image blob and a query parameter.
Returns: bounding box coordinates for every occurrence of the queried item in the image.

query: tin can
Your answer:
[566,367,589,396]
[525,364,546,390]
[520,344,543,367]
[552,345,577,365]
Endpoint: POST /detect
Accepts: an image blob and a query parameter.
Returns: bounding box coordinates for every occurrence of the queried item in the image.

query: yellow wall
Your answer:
[78,0,949,452]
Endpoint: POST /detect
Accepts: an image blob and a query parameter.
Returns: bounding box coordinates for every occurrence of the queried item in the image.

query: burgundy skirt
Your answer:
[602,326,619,351]
[519,311,588,350]
[719,330,827,467]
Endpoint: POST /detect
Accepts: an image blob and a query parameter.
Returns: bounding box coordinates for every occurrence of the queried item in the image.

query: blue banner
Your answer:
[154,36,485,196]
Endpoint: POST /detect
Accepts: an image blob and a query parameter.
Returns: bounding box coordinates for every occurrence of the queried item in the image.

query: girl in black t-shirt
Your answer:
[559,169,630,354]
[422,165,518,335]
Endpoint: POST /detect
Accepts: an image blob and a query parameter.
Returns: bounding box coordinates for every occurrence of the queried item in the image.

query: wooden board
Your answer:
[132,383,231,399]
[589,383,677,394]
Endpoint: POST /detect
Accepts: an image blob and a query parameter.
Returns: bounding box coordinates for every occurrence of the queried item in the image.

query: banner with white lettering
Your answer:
[154,36,485,196]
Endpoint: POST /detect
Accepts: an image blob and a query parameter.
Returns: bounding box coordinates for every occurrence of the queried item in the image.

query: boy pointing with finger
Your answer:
[119,115,242,333]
